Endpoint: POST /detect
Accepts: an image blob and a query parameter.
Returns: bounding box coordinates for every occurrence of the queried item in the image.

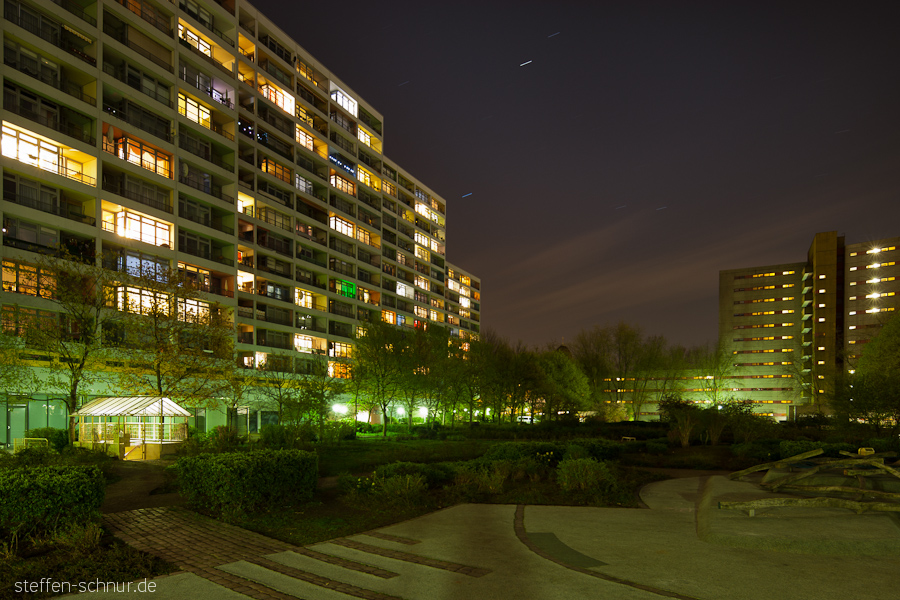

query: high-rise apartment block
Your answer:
[0,0,481,442]
[719,231,899,419]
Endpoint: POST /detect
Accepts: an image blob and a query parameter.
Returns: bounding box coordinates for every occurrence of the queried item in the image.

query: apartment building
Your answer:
[0,0,481,443]
[719,231,900,420]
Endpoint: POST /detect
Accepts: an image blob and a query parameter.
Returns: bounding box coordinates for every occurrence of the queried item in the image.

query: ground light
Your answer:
[332,404,348,415]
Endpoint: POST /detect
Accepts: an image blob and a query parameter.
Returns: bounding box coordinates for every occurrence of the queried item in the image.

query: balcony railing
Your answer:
[179,209,234,236]
[103,23,171,72]
[179,242,234,267]
[5,56,96,106]
[179,172,233,205]
[103,103,172,143]
[5,4,96,66]
[178,133,233,171]
[103,62,171,107]
[113,0,171,35]
[3,100,95,146]
[3,190,96,225]
[178,68,233,109]
[178,37,232,76]
[102,177,172,213]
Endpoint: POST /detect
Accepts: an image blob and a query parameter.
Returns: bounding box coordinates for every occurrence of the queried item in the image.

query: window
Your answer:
[259,83,295,115]
[414,232,429,246]
[295,288,313,309]
[356,227,374,247]
[103,210,171,247]
[295,174,314,195]
[3,218,57,248]
[260,157,291,183]
[381,310,395,324]
[335,279,355,298]
[178,298,210,322]
[295,127,314,151]
[178,94,211,128]
[414,306,427,318]
[415,246,430,261]
[2,260,54,297]
[115,138,171,177]
[414,276,429,291]
[357,166,380,191]
[396,282,413,299]
[383,180,396,196]
[330,174,355,195]
[1,124,85,183]
[117,286,168,315]
[178,24,211,56]
[328,361,351,379]
[357,126,374,149]
[294,334,313,353]
[330,87,358,117]
[330,341,352,358]
[329,215,354,237]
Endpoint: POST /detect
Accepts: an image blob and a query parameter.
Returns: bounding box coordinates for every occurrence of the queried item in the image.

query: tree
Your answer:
[113,265,233,408]
[688,342,735,407]
[657,395,700,448]
[353,320,405,437]
[25,251,119,442]
[295,353,345,438]
[0,328,36,399]
[257,352,304,423]
[535,349,589,421]
[831,312,900,436]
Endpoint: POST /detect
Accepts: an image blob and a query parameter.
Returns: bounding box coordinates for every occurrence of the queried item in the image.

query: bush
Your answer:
[645,440,669,455]
[730,439,782,462]
[0,465,105,540]
[24,427,70,451]
[259,424,314,449]
[556,458,614,494]
[371,474,427,508]
[175,449,317,517]
[374,461,455,489]
[779,440,857,459]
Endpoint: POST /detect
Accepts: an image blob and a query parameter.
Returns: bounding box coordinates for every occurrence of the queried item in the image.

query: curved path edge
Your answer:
[513,504,701,600]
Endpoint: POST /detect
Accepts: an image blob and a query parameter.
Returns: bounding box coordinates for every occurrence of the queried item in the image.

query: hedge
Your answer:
[0,465,105,539]
[175,449,318,516]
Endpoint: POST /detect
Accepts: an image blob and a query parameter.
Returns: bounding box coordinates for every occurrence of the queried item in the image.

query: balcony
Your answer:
[102,174,172,213]
[178,102,234,141]
[103,21,171,72]
[180,0,233,47]
[4,97,95,146]
[178,37,231,77]
[5,55,96,106]
[113,0,170,35]
[103,62,170,107]
[179,206,234,236]
[103,102,172,143]
[179,64,234,110]
[179,171,233,205]
[179,132,233,171]
[3,190,95,225]
[179,240,234,267]
[5,1,96,66]
[257,232,292,258]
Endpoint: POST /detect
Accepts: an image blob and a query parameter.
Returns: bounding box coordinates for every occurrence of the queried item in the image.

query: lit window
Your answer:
[178,94,211,129]
[414,276,429,291]
[2,124,87,184]
[114,137,172,178]
[817,360,825,365]
[382,310,395,324]
[260,157,291,183]
[294,334,313,352]
[295,127,314,151]
[330,174,355,195]
[117,286,168,315]
[103,210,171,247]
[330,87,358,117]
[818,303,825,307]
[817,346,825,350]
[415,246,430,261]
[414,232,429,246]
[357,166,380,191]
[396,282,413,299]
[330,341,352,358]
[414,305,427,318]
[818,317,825,322]
[295,288,313,308]
[328,361,351,379]
[329,216,354,237]
[178,24,210,56]
[849,310,857,315]
[818,274,825,279]
[259,83,295,115]
[818,289,826,293]
[178,297,210,322]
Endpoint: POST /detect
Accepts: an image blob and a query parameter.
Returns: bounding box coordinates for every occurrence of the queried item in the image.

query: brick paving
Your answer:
[103,507,404,599]
[362,531,420,545]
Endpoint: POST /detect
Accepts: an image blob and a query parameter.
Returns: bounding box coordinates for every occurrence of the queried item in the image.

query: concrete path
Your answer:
[71,476,900,600]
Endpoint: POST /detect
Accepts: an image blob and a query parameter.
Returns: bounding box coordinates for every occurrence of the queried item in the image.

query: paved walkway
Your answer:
[72,476,900,600]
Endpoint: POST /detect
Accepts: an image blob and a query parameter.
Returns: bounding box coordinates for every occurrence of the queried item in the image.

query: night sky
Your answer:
[251,0,900,349]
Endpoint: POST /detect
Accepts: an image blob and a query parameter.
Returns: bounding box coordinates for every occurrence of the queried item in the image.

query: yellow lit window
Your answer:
[103,210,171,247]
[330,174,355,195]
[295,127,314,151]
[295,288,313,309]
[329,216,353,237]
[259,83,295,115]
[178,94,211,129]
[382,310,395,324]
[357,166,380,191]
[294,334,313,352]
[260,157,291,183]
[328,361,351,379]
[117,286,168,315]
[178,297,210,322]
[330,341,352,358]
[414,276,429,291]
[178,25,210,56]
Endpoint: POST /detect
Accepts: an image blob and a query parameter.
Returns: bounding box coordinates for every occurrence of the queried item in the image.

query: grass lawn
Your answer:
[316,437,495,476]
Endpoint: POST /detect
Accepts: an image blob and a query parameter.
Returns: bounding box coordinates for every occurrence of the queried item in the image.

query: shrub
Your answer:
[208,426,244,452]
[779,440,858,459]
[24,427,69,452]
[645,440,669,455]
[259,424,316,449]
[371,474,427,508]
[0,465,105,540]
[556,458,614,494]
[730,439,782,462]
[374,461,455,489]
[175,449,317,517]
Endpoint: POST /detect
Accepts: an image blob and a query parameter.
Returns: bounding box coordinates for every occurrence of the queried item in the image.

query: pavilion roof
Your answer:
[73,397,191,417]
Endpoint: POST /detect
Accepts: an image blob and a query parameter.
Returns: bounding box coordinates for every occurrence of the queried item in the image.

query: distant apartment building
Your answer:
[0,0,480,445]
[719,231,900,420]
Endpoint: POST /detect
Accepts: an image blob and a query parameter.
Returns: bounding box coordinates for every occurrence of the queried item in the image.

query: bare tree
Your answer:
[25,251,119,442]
[113,265,233,408]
